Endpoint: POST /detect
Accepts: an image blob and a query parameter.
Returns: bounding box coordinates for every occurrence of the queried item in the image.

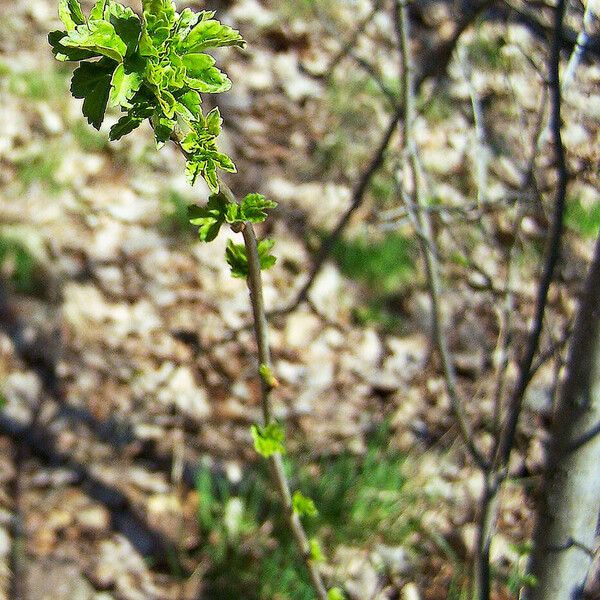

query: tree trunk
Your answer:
[524,231,600,600]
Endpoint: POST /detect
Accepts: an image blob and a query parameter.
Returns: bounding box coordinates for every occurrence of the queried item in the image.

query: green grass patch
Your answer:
[194,424,410,599]
[565,197,600,239]
[330,231,415,331]
[331,232,415,295]
[159,190,197,239]
[0,231,44,294]
[465,34,509,70]
[15,147,63,193]
[8,67,70,101]
[72,120,109,152]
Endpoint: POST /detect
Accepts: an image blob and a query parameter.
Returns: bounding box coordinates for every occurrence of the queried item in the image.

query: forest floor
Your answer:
[0,0,599,599]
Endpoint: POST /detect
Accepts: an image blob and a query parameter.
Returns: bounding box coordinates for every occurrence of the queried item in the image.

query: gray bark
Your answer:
[524,231,600,600]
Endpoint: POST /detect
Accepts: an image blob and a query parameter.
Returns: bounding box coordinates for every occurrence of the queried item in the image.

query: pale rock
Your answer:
[38,103,63,134]
[87,220,126,261]
[308,263,345,320]
[384,335,428,381]
[402,583,421,600]
[223,497,244,538]
[372,544,412,576]
[91,536,149,588]
[0,529,9,559]
[121,226,164,255]
[284,311,321,350]
[490,534,519,564]
[461,522,477,555]
[228,0,276,27]
[228,51,274,91]
[333,546,380,600]
[272,53,322,101]
[420,145,463,175]
[562,122,590,150]
[128,469,170,494]
[95,265,124,295]
[276,359,306,385]
[28,560,96,600]
[55,151,104,186]
[157,366,211,420]
[76,506,110,533]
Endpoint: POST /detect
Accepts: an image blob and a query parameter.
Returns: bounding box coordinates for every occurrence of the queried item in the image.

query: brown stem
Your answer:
[218,182,329,600]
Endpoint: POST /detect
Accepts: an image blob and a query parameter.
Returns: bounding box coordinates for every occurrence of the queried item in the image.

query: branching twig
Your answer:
[218,183,330,600]
[494,0,569,474]
[394,0,488,472]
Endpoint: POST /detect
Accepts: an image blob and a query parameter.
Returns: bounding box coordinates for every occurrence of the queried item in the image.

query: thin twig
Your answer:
[394,0,488,471]
[494,0,568,474]
[219,183,329,600]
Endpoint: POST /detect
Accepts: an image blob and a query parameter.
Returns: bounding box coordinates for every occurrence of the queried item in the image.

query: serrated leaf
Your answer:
[62,20,127,62]
[109,114,142,140]
[176,90,202,121]
[257,238,276,271]
[182,52,215,73]
[212,152,236,173]
[292,491,318,517]
[90,0,108,20]
[181,18,245,53]
[188,194,229,242]
[225,239,248,278]
[58,0,85,31]
[239,193,277,223]
[70,60,116,129]
[109,63,143,107]
[151,113,176,144]
[185,66,231,94]
[251,423,286,458]
[142,0,176,45]
[204,160,219,193]
[205,107,222,136]
[224,202,240,224]
[109,4,142,57]
[48,30,98,61]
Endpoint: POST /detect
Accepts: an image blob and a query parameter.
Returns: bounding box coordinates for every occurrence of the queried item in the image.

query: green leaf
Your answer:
[181,52,215,73]
[226,238,276,277]
[239,193,277,223]
[62,20,127,62]
[292,491,318,517]
[205,107,222,136]
[48,30,98,61]
[142,0,176,45]
[251,423,286,458]
[309,538,325,563]
[225,240,248,278]
[70,60,116,129]
[327,588,345,600]
[204,160,219,193]
[109,114,142,140]
[181,18,245,53]
[188,194,229,242]
[185,65,231,94]
[89,0,108,20]
[257,238,277,271]
[176,90,202,121]
[109,63,143,107]
[58,0,85,31]
[108,4,142,57]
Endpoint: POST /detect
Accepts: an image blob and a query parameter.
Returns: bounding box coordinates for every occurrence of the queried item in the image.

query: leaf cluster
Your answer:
[251,423,286,458]
[188,192,277,277]
[50,0,244,192]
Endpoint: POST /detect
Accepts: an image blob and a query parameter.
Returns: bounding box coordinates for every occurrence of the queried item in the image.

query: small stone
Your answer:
[76,506,110,533]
